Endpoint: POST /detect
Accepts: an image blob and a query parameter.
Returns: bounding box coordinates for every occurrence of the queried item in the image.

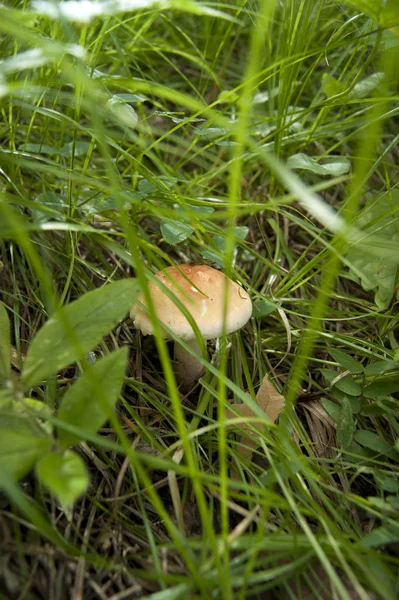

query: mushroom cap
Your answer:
[131,264,252,340]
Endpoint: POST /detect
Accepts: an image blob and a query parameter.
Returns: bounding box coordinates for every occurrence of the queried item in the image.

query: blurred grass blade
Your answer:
[0,303,11,383]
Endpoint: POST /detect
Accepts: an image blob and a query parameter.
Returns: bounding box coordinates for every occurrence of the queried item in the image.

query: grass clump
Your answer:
[1,0,399,598]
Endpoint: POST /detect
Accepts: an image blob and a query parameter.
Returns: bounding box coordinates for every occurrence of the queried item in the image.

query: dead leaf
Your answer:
[227,375,285,470]
[226,401,260,460]
[255,375,285,421]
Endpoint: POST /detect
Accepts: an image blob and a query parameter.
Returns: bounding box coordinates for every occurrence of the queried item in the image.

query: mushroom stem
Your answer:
[174,338,205,390]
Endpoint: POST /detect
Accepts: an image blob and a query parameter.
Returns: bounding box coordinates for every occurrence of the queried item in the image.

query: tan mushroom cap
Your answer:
[131,264,252,340]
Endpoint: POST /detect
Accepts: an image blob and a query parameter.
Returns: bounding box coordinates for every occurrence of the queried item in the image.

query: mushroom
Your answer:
[131,264,252,389]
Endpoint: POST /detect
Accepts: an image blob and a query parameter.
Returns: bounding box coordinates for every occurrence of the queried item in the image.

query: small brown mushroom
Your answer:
[131,264,252,389]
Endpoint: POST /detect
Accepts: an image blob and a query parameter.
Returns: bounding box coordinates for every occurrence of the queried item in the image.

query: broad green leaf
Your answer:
[321,398,340,423]
[345,441,376,464]
[60,141,91,157]
[106,97,138,128]
[32,192,65,224]
[14,398,53,435]
[346,189,399,308]
[215,140,240,147]
[0,303,11,383]
[363,376,399,398]
[360,403,387,416]
[84,191,144,215]
[336,395,355,450]
[138,178,158,194]
[320,368,337,384]
[196,127,230,138]
[22,143,60,155]
[252,299,278,318]
[322,73,347,99]
[333,376,362,397]
[232,226,249,240]
[287,153,351,176]
[160,219,194,244]
[328,348,363,374]
[210,228,249,255]
[57,347,128,448]
[138,177,176,194]
[332,389,361,413]
[339,0,399,27]
[382,29,399,49]
[23,142,92,158]
[113,93,147,103]
[364,360,397,375]
[22,279,139,388]
[200,249,225,267]
[360,523,399,548]
[387,495,399,509]
[354,430,399,460]
[349,72,385,99]
[216,90,239,104]
[373,473,399,493]
[36,450,89,507]
[0,413,52,479]
[253,89,279,104]
[184,204,214,216]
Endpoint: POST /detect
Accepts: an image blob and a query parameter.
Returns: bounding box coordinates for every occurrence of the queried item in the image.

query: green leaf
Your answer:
[373,474,399,493]
[184,204,214,216]
[60,141,92,157]
[363,376,399,398]
[113,93,147,103]
[0,413,52,479]
[106,97,138,128]
[328,348,363,374]
[84,191,144,215]
[332,389,362,413]
[321,398,340,422]
[196,127,230,138]
[0,303,11,383]
[22,143,60,155]
[252,299,278,318]
[346,189,399,308]
[232,226,249,240]
[137,176,176,195]
[216,89,239,104]
[138,178,158,194]
[23,142,92,158]
[364,360,397,375]
[320,368,337,384]
[36,450,89,507]
[354,430,399,460]
[360,403,387,417]
[360,523,399,549]
[336,396,355,451]
[322,73,347,99]
[57,348,128,448]
[349,72,385,99]
[200,249,225,267]
[333,376,362,397]
[22,279,139,389]
[160,219,194,244]
[32,192,65,224]
[287,153,351,176]
[212,227,249,251]
[339,1,399,27]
